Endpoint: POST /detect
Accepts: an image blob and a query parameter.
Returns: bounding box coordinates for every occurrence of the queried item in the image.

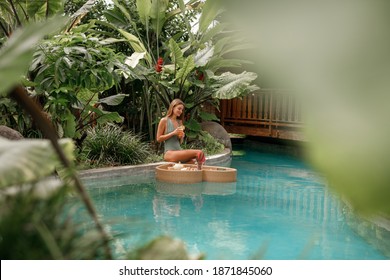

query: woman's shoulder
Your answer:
[159,116,168,124]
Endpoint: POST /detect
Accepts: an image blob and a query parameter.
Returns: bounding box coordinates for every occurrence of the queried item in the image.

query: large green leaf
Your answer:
[184,119,202,132]
[136,0,152,26]
[207,57,252,72]
[66,0,96,31]
[118,29,151,64]
[95,111,123,125]
[112,0,133,23]
[0,138,74,188]
[168,38,184,68]
[198,0,222,34]
[63,109,76,138]
[175,55,195,85]
[0,16,68,96]
[99,94,127,106]
[194,44,214,67]
[199,111,219,122]
[199,23,226,44]
[27,0,64,20]
[150,0,169,35]
[211,71,259,99]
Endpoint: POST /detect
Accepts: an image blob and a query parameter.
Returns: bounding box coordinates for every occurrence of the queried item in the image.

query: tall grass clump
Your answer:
[82,125,156,167]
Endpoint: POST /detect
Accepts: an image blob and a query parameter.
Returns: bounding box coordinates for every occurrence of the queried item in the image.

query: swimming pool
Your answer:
[79,141,389,260]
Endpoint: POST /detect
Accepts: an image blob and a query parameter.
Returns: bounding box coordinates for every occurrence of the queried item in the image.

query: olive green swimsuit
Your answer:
[164,118,181,153]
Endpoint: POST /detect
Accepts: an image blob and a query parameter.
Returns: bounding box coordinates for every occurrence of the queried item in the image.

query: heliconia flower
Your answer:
[155,57,163,72]
[196,70,205,81]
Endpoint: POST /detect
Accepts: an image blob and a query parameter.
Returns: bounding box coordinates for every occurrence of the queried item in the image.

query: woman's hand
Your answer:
[175,127,184,138]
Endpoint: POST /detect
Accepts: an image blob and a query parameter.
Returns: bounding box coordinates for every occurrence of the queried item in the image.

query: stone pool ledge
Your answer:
[78,148,232,181]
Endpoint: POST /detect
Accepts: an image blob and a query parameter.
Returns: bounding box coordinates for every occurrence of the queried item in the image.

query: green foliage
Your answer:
[0,97,41,137]
[81,125,156,167]
[31,33,133,93]
[0,138,74,188]
[210,71,259,99]
[0,135,111,259]
[198,0,222,34]
[64,0,108,22]
[0,185,107,259]
[183,131,224,156]
[0,0,65,36]
[29,33,134,138]
[93,0,258,140]
[0,16,67,96]
[0,0,195,261]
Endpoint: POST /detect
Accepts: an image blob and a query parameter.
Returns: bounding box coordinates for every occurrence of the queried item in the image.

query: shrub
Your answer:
[81,125,156,167]
[184,131,225,156]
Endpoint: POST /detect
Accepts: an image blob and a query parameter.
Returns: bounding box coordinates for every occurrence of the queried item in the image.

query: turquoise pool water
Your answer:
[79,142,388,260]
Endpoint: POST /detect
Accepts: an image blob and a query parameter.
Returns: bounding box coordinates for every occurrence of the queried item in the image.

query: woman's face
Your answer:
[173,104,184,117]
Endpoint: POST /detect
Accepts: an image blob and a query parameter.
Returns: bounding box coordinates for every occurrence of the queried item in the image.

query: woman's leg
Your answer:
[164,149,204,164]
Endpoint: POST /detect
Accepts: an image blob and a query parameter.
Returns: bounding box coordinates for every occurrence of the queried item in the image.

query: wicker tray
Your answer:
[156,163,237,184]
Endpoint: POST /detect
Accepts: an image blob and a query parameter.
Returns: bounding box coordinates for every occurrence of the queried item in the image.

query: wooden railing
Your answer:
[220,89,305,140]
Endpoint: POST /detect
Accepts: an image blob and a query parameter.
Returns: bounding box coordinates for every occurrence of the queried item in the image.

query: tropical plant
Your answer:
[0,2,113,259]
[80,124,157,167]
[64,0,108,21]
[0,0,65,41]
[29,32,135,139]
[89,0,259,141]
[0,137,109,259]
[0,182,110,260]
[183,131,224,156]
[0,0,205,260]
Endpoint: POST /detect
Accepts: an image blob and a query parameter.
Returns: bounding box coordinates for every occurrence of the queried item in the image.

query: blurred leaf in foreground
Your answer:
[223,0,390,217]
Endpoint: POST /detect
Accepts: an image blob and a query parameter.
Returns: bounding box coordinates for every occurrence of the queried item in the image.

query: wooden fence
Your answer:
[220,89,305,141]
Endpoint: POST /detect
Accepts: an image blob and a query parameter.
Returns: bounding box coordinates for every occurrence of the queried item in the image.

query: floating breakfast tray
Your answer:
[155,163,237,184]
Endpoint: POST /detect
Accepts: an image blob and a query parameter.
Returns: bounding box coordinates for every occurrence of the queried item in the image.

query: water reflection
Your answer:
[153,181,236,219]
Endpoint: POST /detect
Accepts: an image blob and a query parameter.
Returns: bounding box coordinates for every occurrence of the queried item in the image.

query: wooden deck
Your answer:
[220,89,306,141]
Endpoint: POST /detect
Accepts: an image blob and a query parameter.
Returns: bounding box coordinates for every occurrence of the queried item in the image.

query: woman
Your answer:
[156,99,205,169]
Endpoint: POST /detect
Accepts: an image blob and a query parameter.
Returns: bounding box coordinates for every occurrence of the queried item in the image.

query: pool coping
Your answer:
[78,148,232,181]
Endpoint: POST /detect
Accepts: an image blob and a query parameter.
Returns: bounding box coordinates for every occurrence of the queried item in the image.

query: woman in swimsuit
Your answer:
[156,99,206,169]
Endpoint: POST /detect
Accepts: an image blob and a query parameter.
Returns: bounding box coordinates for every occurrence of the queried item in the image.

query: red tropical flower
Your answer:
[195,70,205,81]
[155,57,163,72]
